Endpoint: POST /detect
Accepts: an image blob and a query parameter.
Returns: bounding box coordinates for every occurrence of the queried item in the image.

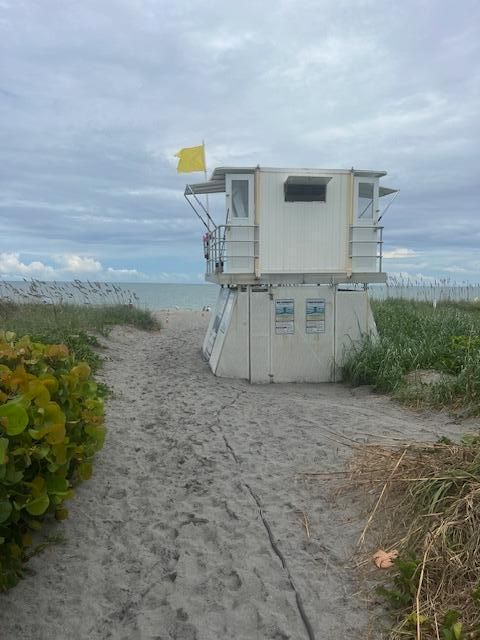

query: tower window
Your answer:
[284,176,331,202]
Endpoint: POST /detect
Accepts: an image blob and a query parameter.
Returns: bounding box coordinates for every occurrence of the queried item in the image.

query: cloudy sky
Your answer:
[0,0,479,282]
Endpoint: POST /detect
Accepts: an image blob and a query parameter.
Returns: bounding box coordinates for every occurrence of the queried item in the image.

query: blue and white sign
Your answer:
[306,298,325,333]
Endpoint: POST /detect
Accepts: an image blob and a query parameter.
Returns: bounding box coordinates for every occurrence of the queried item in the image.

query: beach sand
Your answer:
[0,311,468,639]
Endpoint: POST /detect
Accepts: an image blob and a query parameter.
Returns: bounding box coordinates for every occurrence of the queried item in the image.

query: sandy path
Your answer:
[0,311,467,640]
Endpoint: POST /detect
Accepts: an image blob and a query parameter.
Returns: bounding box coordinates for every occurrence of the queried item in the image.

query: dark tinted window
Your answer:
[284,183,326,202]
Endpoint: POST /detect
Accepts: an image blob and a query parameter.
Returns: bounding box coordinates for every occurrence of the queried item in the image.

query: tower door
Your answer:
[352,177,379,272]
[226,174,254,225]
[224,174,255,273]
[354,177,379,224]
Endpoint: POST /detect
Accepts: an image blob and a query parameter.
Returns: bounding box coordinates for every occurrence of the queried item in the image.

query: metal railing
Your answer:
[348,225,384,272]
[203,223,383,276]
[203,224,259,275]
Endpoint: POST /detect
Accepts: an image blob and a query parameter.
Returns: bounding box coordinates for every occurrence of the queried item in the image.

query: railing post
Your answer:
[379,226,383,273]
[204,224,258,278]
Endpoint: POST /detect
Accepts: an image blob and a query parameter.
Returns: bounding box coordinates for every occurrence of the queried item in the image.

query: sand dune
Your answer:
[0,311,465,639]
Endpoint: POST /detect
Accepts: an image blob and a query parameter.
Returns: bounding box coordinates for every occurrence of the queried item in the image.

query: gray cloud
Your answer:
[0,0,479,281]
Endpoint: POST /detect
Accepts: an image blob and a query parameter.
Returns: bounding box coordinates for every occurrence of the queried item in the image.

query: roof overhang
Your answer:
[185,180,225,195]
[211,166,256,180]
[185,167,256,196]
[284,175,332,186]
[353,170,387,178]
[379,186,399,197]
[184,166,397,196]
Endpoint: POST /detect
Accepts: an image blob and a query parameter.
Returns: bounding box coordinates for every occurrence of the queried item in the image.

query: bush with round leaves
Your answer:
[0,331,106,590]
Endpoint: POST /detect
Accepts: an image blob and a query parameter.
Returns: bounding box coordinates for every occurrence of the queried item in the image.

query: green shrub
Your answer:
[343,299,480,414]
[0,300,159,344]
[0,331,106,590]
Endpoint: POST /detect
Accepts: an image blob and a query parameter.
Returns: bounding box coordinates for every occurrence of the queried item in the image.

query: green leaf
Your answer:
[406,612,427,626]
[0,438,8,464]
[55,508,68,521]
[0,500,12,523]
[0,401,29,436]
[429,481,452,512]
[46,476,69,494]
[443,610,460,628]
[25,494,50,516]
[5,465,23,484]
[452,622,463,640]
[77,462,92,481]
[471,583,480,601]
[31,444,50,459]
[30,476,45,497]
[84,425,106,449]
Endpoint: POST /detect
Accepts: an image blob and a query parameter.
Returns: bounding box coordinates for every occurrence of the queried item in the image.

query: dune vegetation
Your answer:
[344,298,480,639]
[343,298,480,416]
[0,280,158,590]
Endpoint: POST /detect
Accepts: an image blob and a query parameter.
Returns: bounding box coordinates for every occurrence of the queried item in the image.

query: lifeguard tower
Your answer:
[184,166,397,383]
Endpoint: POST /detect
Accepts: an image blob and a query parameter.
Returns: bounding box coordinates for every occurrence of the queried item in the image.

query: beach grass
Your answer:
[351,438,480,639]
[0,300,158,370]
[0,280,159,369]
[342,297,480,637]
[343,298,480,415]
[0,299,158,335]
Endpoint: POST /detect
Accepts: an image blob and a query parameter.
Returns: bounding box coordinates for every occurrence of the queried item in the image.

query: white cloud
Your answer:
[107,267,140,274]
[295,37,378,71]
[205,31,254,52]
[443,265,469,273]
[0,252,55,278]
[100,186,183,200]
[0,252,150,281]
[384,248,418,259]
[303,92,454,147]
[0,199,88,213]
[0,1,478,283]
[59,255,102,273]
[106,267,147,280]
[157,271,191,282]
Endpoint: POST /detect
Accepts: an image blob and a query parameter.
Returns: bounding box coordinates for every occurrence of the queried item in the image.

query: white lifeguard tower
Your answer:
[184,166,397,383]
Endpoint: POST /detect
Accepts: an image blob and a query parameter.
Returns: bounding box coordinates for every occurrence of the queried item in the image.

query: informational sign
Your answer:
[275,299,295,334]
[306,298,326,333]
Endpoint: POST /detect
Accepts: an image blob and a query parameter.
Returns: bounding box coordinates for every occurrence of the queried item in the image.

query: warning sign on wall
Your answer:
[275,299,294,334]
[306,299,325,333]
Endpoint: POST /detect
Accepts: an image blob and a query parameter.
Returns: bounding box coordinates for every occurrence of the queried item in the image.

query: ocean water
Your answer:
[1,280,479,311]
[122,283,220,310]
[0,280,220,311]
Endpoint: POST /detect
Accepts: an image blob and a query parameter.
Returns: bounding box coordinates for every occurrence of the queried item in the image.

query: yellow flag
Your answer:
[175,144,206,173]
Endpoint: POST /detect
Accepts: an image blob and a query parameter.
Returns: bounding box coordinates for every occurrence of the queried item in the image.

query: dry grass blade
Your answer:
[416,534,436,640]
[357,448,408,547]
[303,512,310,540]
[344,437,480,639]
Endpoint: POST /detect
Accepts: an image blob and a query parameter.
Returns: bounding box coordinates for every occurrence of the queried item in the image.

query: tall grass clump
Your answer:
[0,280,158,368]
[371,275,480,304]
[343,299,480,414]
[349,438,480,639]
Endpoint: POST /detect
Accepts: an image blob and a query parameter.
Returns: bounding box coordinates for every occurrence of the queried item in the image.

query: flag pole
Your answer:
[202,140,210,217]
